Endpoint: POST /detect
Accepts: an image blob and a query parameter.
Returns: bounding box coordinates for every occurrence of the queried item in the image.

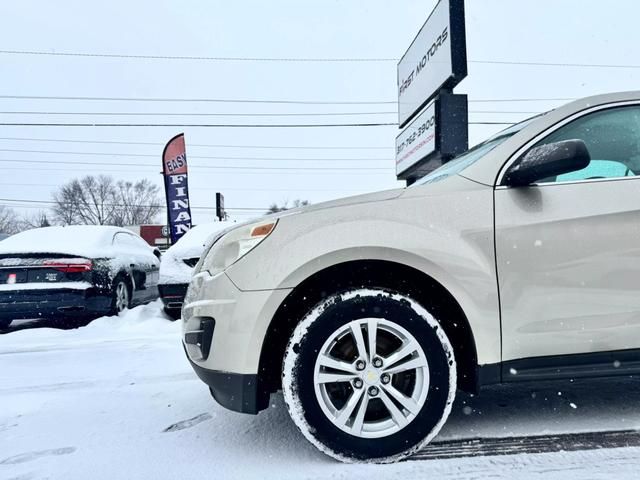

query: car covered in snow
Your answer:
[159,223,231,319]
[182,91,640,462]
[0,225,161,329]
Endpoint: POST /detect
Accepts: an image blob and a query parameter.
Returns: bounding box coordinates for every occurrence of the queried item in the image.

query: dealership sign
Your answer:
[396,93,468,180]
[397,0,467,127]
[396,100,436,177]
[162,133,193,244]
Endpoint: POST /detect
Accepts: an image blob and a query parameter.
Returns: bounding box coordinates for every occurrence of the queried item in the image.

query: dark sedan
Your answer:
[0,225,160,329]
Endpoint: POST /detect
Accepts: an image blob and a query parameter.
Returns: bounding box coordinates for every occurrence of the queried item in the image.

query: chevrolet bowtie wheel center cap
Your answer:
[363,369,380,386]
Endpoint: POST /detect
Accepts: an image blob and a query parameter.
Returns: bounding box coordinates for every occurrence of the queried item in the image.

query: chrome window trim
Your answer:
[495,99,640,187]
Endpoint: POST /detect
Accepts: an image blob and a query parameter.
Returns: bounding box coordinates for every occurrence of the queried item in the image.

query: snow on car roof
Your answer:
[166,222,233,259]
[0,225,131,258]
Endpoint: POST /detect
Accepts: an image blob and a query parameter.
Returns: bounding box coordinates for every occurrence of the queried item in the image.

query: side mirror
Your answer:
[504,139,591,187]
[153,247,162,259]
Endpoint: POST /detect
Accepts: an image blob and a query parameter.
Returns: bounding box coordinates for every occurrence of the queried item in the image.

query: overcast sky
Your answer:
[2,0,640,223]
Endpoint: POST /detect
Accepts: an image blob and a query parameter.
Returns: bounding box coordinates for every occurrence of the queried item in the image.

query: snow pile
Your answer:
[159,222,232,284]
[0,225,133,258]
[3,302,640,479]
[1,300,176,352]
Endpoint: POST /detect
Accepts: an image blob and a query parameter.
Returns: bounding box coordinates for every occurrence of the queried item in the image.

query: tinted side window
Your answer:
[535,106,640,183]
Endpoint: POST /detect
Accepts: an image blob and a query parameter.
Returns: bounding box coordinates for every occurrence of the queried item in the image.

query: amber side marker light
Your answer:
[250,222,276,237]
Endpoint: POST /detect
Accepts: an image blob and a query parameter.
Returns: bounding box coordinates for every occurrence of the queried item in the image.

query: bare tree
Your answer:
[0,206,20,234]
[52,175,162,226]
[266,199,309,214]
[53,175,117,225]
[19,210,52,230]
[112,179,162,226]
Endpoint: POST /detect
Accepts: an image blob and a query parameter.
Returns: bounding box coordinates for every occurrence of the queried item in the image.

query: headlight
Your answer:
[202,220,277,276]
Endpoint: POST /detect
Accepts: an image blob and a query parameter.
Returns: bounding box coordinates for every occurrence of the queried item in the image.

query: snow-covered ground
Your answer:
[2,302,640,479]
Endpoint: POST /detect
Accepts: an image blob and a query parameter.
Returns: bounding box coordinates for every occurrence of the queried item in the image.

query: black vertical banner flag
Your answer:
[162,133,192,244]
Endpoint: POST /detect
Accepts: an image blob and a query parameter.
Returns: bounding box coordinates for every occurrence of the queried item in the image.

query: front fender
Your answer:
[225,181,500,364]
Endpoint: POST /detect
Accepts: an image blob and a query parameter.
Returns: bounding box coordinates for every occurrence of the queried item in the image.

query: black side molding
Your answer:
[478,348,640,387]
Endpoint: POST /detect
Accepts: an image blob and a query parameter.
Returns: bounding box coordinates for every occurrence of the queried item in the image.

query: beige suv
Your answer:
[182,91,640,462]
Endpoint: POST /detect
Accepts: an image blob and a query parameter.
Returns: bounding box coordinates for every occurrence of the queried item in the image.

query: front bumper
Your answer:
[0,286,111,321]
[184,344,264,414]
[181,270,291,413]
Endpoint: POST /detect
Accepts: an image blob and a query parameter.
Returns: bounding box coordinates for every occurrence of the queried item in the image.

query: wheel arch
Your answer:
[257,259,480,402]
[113,270,133,290]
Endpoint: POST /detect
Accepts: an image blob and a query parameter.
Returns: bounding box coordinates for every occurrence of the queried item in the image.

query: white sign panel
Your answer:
[397,0,466,127]
[395,100,436,176]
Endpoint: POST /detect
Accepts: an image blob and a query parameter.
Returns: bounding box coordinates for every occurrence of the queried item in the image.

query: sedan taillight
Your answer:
[43,258,93,273]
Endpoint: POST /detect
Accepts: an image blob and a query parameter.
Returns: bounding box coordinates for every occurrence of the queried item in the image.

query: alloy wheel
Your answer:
[115,282,129,313]
[313,318,430,438]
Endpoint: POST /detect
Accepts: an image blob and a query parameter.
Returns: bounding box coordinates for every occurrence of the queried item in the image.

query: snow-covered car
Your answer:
[182,91,640,462]
[159,223,231,319]
[0,225,161,329]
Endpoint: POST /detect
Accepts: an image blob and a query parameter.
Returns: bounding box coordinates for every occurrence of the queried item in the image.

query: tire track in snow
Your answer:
[0,447,76,465]
[412,429,640,460]
[0,372,196,395]
[163,413,212,432]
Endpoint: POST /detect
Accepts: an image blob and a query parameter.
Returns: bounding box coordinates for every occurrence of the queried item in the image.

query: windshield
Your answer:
[413,116,541,186]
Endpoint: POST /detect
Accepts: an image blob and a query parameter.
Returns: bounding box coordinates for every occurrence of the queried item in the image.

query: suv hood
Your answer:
[273,188,405,218]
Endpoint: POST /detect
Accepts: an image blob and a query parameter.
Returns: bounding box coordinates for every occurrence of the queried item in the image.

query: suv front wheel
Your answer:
[282,289,456,463]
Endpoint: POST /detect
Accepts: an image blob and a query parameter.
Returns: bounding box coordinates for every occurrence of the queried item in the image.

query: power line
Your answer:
[0,202,264,216]
[0,147,389,162]
[470,59,640,69]
[0,122,399,128]
[0,110,397,117]
[0,109,539,116]
[0,203,259,216]
[468,97,573,103]
[0,94,396,105]
[0,157,392,171]
[0,182,375,193]
[0,49,397,62]
[468,110,540,114]
[0,162,388,175]
[0,196,268,211]
[4,50,640,69]
[471,121,516,125]
[0,94,576,105]
[0,121,513,127]
[0,136,394,150]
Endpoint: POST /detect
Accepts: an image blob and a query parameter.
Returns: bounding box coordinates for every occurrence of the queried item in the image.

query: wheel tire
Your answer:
[0,319,11,330]
[110,277,131,315]
[282,289,456,463]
